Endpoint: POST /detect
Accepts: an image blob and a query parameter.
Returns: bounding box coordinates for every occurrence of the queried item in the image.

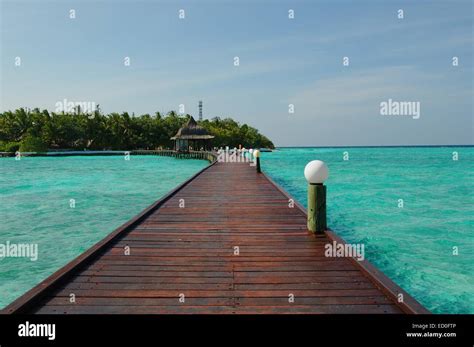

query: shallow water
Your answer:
[0,155,207,308]
[262,147,474,314]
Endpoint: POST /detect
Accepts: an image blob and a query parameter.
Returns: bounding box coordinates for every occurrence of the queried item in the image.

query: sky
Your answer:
[1,0,473,146]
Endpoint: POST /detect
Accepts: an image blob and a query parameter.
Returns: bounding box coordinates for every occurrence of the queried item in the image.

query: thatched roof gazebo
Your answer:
[171,116,214,152]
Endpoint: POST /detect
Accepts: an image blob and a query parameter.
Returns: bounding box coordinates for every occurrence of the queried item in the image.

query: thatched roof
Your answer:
[171,116,215,140]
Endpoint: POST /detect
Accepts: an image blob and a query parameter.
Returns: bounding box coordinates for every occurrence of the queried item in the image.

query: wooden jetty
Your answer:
[2,156,429,314]
[133,149,216,162]
[1,149,217,162]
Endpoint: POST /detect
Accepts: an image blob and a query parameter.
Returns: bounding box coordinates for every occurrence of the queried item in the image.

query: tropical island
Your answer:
[0,108,274,153]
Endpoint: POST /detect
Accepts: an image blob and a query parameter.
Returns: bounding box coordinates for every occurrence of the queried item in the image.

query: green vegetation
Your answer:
[19,135,48,152]
[0,108,274,152]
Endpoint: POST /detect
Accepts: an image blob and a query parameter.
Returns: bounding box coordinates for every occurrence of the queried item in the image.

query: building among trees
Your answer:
[171,116,214,151]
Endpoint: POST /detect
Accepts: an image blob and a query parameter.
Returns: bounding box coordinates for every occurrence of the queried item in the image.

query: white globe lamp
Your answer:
[304,160,329,184]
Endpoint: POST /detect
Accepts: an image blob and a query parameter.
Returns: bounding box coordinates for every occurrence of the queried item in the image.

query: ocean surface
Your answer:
[0,148,472,313]
[0,155,207,309]
[262,147,473,314]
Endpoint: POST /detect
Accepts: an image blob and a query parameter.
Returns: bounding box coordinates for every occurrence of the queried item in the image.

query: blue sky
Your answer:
[1,0,472,146]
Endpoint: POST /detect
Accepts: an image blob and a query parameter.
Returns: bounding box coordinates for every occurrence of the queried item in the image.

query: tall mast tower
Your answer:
[198,100,203,121]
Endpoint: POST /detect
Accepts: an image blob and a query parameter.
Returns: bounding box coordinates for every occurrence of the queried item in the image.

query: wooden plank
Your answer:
[72,275,234,284]
[41,289,387,298]
[41,297,234,307]
[60,283,234,291]
[58,281,372,291]
[31,304,402,314]
[79,270,234,277]
[32,305,237,314]
[235,296,393,305]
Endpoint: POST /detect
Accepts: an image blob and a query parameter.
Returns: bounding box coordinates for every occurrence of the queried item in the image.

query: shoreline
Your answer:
[277,144,474,149]
[0,150,217,161]
[1,144,472,158]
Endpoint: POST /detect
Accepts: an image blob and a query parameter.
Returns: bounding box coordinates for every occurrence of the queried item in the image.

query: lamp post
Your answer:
[304,160,328,233]
[253,149,261,173]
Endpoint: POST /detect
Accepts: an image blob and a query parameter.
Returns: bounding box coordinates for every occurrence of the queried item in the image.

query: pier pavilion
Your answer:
[171,116,214,152]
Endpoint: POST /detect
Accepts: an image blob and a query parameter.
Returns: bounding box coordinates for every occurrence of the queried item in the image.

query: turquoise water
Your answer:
[262,147,474,314]
[0,155,207,309]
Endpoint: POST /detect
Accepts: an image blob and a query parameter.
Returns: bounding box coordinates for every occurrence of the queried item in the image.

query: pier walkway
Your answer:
[3,160,429,314]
